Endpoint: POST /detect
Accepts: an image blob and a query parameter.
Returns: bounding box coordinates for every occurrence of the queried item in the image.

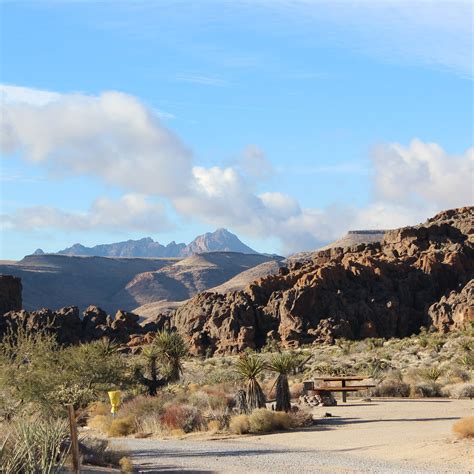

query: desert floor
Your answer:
[113,398,473,473]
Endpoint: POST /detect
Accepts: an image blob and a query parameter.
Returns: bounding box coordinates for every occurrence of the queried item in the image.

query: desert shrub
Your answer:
[51,383,96,408]
[119,457,134,473]
[248,409,295,433]
[206,419,221,432]
[366,338,385,350]
[0,417,69,474]
[0,329,130,414]
[161,404,203,433]
[229,414,250,434]
[0,328,63,414]
[410,382,442,398]
[370,379,410,397]
[88,401,111,418]
[289,409,314,427]
[445,367,471,384]
[107,416,135,437]
[421,367,443,382]
[88,414,112,434]
[443,383,474,399]
[458,353,474,370]
[452,416,474,439]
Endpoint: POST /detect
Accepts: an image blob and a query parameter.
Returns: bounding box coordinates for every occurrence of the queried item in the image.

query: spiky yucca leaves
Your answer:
[235,354,266,411]
[151,330,188,383]
[267,352,300,412]
[0,417,69,474]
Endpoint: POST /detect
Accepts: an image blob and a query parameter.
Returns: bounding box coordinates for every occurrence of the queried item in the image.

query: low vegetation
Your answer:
[0,323,472,469]
[452,416,474,439]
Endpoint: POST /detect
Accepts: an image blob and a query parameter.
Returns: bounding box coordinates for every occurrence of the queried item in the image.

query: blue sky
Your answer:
[1,0,473,259]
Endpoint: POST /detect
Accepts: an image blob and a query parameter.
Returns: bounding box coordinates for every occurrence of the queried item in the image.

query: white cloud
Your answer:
[372,139,473,210]
[239,145,274,179]
[0,86,192,196]
[2,194,172,233]
[2,85,472,254]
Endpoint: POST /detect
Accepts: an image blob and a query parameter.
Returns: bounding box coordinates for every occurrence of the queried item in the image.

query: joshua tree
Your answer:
[235,354,266,411]
[267,352,299,412]
[151,330,188,383]
[134,346,167,396]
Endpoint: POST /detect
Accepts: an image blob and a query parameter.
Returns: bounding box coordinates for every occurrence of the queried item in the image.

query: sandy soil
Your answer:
[113,398,473,473]
[255,398,474,471]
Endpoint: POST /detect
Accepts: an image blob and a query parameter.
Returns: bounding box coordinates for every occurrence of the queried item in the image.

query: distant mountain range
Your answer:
[33,228,257,258]
[0,252,279,314]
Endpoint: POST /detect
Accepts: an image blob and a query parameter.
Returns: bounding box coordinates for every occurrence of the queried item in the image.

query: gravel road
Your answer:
[114,437,443,474]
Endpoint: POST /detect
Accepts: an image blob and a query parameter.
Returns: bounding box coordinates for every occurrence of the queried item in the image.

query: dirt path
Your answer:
[113,399,473,473]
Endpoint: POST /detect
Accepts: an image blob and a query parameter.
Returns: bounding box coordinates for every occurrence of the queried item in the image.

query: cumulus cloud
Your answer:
[372,139,473,210]
[2,194,172,233]
[1,85,472,254]
[0,86,193,196]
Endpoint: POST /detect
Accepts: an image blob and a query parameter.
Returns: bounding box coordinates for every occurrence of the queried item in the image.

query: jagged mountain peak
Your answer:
[30,228,257,258]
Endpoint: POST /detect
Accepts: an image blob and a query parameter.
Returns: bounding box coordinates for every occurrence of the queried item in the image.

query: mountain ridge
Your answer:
[33,228,257,258]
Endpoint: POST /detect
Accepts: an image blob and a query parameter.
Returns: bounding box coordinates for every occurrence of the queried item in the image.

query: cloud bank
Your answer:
[1,85,472,253]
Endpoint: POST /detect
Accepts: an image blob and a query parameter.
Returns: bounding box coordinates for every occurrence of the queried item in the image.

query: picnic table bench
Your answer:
[304,376,375,403]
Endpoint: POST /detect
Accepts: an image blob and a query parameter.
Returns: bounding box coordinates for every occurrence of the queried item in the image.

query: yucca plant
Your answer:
[152,330,188,383]
[0,417,69,474]
[235,354,266,411]
[422,366,443,382]
[135,345,167,396]
[267,352,299,412]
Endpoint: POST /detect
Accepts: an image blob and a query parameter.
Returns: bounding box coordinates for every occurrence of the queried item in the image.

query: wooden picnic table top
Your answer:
[312,376,366,381]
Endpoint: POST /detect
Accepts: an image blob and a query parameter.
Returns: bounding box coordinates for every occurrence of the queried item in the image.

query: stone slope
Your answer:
[122,252,279,308]
[0,255,177,313]
[172,207,474,355]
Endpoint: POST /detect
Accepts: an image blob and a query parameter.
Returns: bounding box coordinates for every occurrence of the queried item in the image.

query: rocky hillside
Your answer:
[35,228,257,258]
[0,255,176,313]
[171,207,474,355]
[120,252,280,308]
[288,230,388,262]
[0,252,279,314]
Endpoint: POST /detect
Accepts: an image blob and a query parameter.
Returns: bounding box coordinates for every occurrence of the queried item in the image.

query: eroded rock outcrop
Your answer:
[173,207,474,354]
[0,305,157,347]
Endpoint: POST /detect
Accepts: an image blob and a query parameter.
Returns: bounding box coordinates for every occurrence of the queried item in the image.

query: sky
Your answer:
[0,0,473,259]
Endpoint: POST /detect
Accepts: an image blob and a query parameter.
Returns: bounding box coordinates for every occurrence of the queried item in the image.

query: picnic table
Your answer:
[304,376,375,403]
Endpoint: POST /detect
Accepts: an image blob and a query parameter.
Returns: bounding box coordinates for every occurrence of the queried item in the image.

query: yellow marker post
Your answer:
[108,390,121,416]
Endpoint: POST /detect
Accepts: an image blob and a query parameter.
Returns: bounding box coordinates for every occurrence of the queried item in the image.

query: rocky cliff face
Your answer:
[173,207,474,355]
[2,208,472,353]
[0,275,22,315]
[0,305,167,348]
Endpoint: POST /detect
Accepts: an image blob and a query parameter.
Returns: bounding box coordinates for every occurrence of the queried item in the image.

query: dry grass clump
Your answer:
[229,414,251,434]
[88,414,112,433]
[118,456,134,473]
[452,416,474,439]
[410,382,442,398]
[206,419,221,433]
[443,383,474,399]
[247,409,297,433]
[107,416,135,437]
[370,379,410,397]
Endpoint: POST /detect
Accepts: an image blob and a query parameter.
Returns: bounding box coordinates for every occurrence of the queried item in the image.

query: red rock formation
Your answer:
[173,207,474,354]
